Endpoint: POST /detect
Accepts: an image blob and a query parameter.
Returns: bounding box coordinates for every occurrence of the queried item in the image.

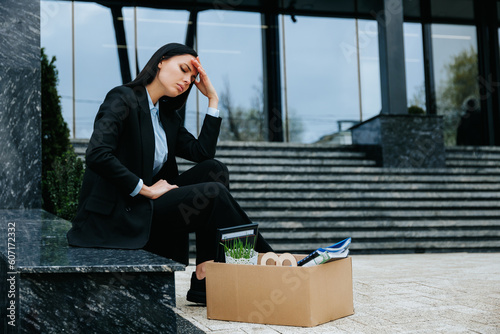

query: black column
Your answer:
[353,0,445,168]
[474,0,500,145]
[420,0,437,115]
[261,9,283,142]
[110,6,132,84]
[178,10,198,124]
[376,0,408,114]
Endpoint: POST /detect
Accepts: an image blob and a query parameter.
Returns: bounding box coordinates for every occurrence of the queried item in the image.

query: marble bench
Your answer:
[0,209,200,334]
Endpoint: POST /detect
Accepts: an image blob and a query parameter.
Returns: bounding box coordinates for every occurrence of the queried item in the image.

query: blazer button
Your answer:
[125,206,131,212]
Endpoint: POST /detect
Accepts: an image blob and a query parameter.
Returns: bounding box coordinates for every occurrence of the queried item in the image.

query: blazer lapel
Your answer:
[135,86,154,185]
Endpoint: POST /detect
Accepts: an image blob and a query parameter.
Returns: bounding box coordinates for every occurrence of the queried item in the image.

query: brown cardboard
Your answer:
[206,254,354,327]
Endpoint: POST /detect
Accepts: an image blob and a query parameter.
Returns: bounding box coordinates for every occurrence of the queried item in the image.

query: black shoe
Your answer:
[186,272,206,304]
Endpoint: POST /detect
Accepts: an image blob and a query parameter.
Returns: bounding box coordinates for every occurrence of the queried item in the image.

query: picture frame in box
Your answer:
[215,223,258,263]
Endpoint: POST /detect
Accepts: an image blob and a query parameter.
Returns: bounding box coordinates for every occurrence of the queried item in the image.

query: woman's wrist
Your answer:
[139,184,153,199]
[208,96,219,109]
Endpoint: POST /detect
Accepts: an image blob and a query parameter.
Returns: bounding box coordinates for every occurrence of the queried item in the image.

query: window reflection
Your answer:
[432,24,479,146]
[187,10,264,139]
[358,19,382,122]
[283,16,357,143]
[134,8,189,70]
[404,22,426,113]
[282,16,381,143]
[41,2,382,143]
[41,0,73,136]
[74,2,123,138]
[42,2,190,139]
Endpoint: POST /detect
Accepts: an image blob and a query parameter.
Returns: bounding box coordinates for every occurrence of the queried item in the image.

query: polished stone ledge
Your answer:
[0,209,196,334]
[0,209,185,274]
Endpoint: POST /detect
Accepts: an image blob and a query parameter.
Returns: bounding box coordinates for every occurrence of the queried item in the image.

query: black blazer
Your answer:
[67,85,222,249]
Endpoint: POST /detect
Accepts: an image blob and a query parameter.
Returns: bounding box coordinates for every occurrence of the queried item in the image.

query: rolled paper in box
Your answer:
[260,252,297,266]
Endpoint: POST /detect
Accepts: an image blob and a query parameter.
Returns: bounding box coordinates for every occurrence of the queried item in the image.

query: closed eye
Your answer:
[181,64,197,82]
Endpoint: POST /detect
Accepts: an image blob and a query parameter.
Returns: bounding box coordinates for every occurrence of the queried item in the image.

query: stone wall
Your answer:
[0,0,41,208]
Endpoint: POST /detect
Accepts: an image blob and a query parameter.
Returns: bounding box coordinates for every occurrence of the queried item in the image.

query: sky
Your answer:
[41,0,478,143]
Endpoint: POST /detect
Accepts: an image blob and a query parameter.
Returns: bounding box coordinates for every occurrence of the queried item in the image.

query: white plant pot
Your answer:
[225,249,258,265]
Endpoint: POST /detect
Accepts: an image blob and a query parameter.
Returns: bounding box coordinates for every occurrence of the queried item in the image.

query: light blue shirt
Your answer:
[149,96,169,177]
[129,89,220,197]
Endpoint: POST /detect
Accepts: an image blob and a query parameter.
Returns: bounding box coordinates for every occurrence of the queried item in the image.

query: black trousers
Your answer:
[144,159,272,265]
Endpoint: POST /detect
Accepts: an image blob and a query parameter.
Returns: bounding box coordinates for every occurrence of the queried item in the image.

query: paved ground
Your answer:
[175,253,500,333]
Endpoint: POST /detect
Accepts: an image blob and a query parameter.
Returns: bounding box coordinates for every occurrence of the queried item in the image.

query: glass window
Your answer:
[41,3,192,138]
[404,22,426,112]
[432,24,479,146]
[192,10,264,140]
[134,8,189,70]
[41,0,73,136]
[121,7,137,80]
[358,19,382,122]
[281,15,381,143]
[73,2,123,138]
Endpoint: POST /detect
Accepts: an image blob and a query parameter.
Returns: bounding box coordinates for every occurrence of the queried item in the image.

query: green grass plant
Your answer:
[221,237,256,259]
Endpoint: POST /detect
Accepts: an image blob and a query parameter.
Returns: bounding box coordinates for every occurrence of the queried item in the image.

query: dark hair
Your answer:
[125,43,198,112]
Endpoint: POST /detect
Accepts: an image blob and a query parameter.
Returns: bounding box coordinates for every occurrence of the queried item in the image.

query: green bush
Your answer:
[41,48,83,220]
[408,105,426,115]
[41,48,70,174]
[44,150,84,221]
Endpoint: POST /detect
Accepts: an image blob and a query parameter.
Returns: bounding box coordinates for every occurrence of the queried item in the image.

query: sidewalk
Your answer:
[175,253,500,333]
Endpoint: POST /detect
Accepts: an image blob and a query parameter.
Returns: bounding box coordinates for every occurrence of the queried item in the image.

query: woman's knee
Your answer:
[202,159,229,188]
[202,181,229,199]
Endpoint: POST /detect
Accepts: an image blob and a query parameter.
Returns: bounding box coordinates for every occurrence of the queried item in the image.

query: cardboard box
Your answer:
[206,254,354,327]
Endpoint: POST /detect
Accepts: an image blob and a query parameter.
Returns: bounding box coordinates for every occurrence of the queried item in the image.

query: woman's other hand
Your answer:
[140,179,178,199]
[191,57,219,109]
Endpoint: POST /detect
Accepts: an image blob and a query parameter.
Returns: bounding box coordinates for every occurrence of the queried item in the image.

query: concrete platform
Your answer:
[175,253,500,333]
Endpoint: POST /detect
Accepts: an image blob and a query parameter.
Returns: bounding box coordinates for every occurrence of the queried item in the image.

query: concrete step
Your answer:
[445,147,500,168]
[244,209,500,219]
[230,182,500,191]
[179,162,500,175]
[215,141,361,151]
[231,191,500,200]
[227,173,500,183]
[193,157,378,167]
[70,139,500,254]
[446,160,500,167]
[214,148,367,159]
[268,240,500,253]
[252,219,500,229]
[237,199,500,209]
[446,152,500,161]
[446,146,500,154]
[263,229,500,239]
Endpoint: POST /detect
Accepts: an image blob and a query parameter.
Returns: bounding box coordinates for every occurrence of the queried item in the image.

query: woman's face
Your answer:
[157,54,198,97]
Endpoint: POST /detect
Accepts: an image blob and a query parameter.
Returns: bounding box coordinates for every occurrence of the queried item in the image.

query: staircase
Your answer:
[72,140,500,255]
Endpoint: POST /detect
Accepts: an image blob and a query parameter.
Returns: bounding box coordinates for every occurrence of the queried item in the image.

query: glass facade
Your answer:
[431,24,479,146]
[280,16,381,143]
[40,0,73,134]
[404,22,426,111]
[282,16,359,143]
[73,2,124,138]
[40,0,498,146]
[192,10,264,140]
